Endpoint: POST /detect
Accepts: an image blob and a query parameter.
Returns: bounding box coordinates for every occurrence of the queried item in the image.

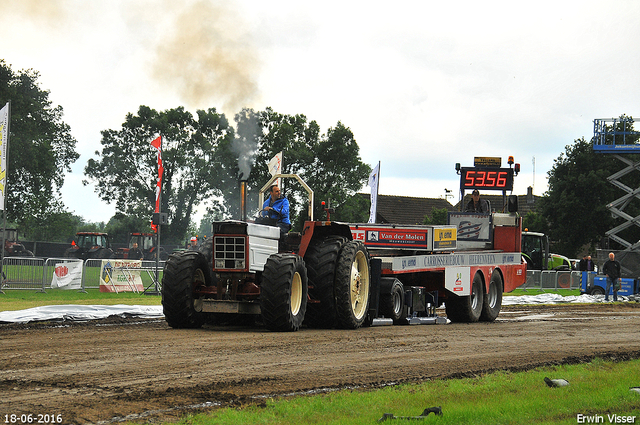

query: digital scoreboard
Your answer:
[460,167,514,191]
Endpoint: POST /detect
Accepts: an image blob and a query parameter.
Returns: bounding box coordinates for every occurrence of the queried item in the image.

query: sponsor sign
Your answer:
[449,212,492,241]
[51,261,83,289]
[445,267,470,296]
[99,259,144,292]
[433,227,457,250]
[351,225,430,250]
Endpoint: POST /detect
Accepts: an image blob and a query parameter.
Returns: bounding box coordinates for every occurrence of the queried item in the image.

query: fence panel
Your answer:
[1,257,46,291]
[523,270,583,291]
[44,258,84,291]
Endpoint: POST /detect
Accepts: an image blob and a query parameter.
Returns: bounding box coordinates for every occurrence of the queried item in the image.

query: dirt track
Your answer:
[1,303,640,424]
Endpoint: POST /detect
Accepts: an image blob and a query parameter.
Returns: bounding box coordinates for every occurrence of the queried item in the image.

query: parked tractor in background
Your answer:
[64,232,114,260]
[1,228,34,257]
[521,231,572,271]
[114,232,168,261]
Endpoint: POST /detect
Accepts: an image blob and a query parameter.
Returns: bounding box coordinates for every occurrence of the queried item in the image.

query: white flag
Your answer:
[368,162,380,223]
[267,151,283,187]
[0,102,8,211]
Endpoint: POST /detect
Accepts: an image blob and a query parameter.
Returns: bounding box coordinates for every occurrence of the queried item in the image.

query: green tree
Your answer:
[423,207,449,225]
[0,60,79,238]
[241,107,370,230]
[104,213,151,245]
[84,106,234,244]
[541,134,640,256]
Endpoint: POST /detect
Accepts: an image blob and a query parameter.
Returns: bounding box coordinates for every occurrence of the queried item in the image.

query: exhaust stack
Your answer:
[239,173,248,221]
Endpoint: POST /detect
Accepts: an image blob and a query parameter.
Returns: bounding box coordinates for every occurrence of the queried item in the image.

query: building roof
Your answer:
[360,187,542,225]
[360,193,456,225]
[454,187,542,216]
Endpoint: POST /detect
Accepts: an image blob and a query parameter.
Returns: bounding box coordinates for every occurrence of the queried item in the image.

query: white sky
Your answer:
[3,0,640,224]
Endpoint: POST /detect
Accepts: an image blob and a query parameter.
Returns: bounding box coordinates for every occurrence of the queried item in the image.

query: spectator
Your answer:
[602,252,621,302]
[129,242,144,261]
[188,236,198,250]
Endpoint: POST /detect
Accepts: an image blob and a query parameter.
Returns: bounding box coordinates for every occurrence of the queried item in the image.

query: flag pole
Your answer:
[0,101,10,291]
[153,135,162,295]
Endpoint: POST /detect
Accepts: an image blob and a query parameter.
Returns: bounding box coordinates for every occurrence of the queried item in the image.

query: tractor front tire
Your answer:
[334,240,371,329]
[260,254,308,332]
[161,251,210,329]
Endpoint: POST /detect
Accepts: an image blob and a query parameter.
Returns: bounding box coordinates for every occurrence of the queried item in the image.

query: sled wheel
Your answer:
[303,236,346,328]
[446,272,484,323]
[260,254,308,332]
[379,279,407,324]
[161,251,210,328]
[334,240,371,329]
[480,270,503,322]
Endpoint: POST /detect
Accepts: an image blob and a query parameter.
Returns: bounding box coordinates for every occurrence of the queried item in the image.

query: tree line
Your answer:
[2,59,637,256]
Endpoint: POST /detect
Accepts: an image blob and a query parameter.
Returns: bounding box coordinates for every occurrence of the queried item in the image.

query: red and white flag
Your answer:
[150,136,163,232]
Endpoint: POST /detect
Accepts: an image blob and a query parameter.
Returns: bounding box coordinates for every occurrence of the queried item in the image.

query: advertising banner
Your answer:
[51,261,83,290]
[0,102,9,211]
[99,259,144,292]
[448,212,492,241]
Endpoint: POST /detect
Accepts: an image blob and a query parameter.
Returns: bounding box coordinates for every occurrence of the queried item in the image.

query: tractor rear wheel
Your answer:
[260,254,308,332]
[334,240,371,329]
[161,251,210,328]
[303,236,346,328]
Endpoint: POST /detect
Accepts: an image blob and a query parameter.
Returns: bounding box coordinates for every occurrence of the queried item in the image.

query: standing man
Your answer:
[129,242,144,261]
[466,189,489,213]
[602,252,621,302]
[262,184,291,240]
[188,236,198,250]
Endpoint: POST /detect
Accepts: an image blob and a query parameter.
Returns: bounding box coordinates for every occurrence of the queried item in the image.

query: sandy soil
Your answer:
[1,303,640,424]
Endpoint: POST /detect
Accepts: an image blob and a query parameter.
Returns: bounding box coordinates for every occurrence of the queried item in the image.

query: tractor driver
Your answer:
[262,184,291,239]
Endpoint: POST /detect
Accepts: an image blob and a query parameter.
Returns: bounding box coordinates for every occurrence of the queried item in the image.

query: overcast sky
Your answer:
[3,0,640,224]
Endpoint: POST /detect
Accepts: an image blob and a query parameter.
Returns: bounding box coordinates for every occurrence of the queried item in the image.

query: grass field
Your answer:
[161,358,640,425]
[2,282,637,424]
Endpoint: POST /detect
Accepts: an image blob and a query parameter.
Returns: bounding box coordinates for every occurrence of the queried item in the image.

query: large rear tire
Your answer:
[480,271,503,322]
[446,272,484,323]
[334,240,371,329]
[260,254,308,332]
[161,251,210,328]
[303,236,346,328]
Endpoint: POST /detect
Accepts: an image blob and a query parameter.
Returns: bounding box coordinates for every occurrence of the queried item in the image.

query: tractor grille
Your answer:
[214,235,246,270]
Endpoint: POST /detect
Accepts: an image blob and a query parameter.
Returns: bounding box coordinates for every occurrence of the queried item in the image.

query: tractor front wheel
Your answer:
[161,251,210,329]
[260,254,308,332]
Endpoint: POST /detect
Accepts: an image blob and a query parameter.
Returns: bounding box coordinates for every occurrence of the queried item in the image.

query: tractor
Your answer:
[64,232,114,260]
[1,228,34,257]
[114,232,168,261]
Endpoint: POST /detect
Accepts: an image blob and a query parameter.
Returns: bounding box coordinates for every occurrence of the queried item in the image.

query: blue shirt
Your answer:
[262,196,290,225]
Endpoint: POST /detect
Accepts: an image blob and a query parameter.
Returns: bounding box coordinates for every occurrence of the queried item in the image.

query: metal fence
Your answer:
[522,270,584,291]
[1,257,164,293]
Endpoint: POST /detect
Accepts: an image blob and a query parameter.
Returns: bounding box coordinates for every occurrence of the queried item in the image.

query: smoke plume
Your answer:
[151,0,261,114]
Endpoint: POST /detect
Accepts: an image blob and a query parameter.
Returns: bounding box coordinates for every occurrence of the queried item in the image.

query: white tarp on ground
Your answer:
[502,293,637,305]
[0,294,636,324]
[0,304,164,324]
